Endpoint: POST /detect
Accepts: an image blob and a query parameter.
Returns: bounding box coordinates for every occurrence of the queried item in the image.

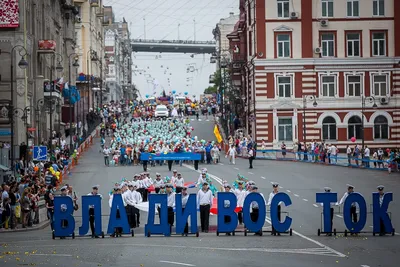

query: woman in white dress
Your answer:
[226,145,236,165]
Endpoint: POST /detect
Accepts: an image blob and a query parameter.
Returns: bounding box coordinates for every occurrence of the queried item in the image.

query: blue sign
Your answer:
[140,152,201,161]
[0,128,11,136]
[33,146,47,161]
[52,191,394,237]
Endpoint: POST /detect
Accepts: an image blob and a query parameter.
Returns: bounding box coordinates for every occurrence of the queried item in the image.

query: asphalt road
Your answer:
[0,116,399,267]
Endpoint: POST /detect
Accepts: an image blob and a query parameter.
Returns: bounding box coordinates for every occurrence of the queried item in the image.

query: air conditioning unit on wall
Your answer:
[290,12,298,19]
[380,96,389,104]
[314,47,322,54]
[320,20,328,27]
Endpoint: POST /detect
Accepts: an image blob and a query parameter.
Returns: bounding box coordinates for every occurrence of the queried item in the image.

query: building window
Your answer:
[347,0,359,17]
[346,33,360,57]
[322,0,334,17]
[347,75,362,96]
[321,75,336,97]
[372,74,388,96]
[278,118,292,141]
[373,0,385,16]
[277,34,291,58]
[372,32,386,56]
[277,76,292,97]
[322,116,337,140]
[277,0,290,18]
[374,115,388,139]
[348,116,362,139]
[321,33,335,57]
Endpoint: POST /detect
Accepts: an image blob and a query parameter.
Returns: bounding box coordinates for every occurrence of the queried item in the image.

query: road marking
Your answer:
[234,167,239,170]
[30,254,72,257]
[270,181,274,184]
[286,190,291,193]
[361,265,370,267]
[248,172,254,175]
[160,261,195,267]
[294,194,299,197]
[279,186,283,189]
[206,119,210,122]
[303,199,308,202]
[261,176,266,179]
[336,215,343,218]
[313,204,319,208]
[188,165,347,259]
[218,163,224,166]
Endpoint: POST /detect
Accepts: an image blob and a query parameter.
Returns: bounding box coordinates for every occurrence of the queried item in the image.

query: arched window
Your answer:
[348,116,362,139]
[374,115,388,139]
[322,116,337,140]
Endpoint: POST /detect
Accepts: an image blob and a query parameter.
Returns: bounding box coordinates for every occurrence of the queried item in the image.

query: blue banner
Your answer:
[140,152,201,161]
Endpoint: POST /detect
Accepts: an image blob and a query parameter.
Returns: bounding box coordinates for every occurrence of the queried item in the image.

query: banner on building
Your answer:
[0,0,19,28]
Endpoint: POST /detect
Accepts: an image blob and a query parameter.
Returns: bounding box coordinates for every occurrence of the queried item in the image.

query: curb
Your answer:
[0,221,49,234]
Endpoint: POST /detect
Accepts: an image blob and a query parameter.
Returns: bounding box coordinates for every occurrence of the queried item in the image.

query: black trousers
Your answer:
[249,156,254,168]
[350,206,358,223]
[126,205,135,228]
[89,208,96,236]
[183,208,189,234]
[168,207,174,227]
[330,207,334,231]
[238,211,243,224]
[251,208,262,234]
[133,206,140,227]
[155,188,160,194]
[167,160,173,171]
[143,188,148,202]
[142,160,148,171]
[271,205,281,233]
[176,187,183,194]
[200,204,210,231]
[194,160,199,170]
[380,218,386,235]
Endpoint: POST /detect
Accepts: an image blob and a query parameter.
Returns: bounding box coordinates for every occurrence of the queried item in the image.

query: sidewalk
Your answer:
[0,220,49,234]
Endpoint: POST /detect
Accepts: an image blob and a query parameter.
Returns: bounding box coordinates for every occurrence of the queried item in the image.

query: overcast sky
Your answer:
[103,0,238,99]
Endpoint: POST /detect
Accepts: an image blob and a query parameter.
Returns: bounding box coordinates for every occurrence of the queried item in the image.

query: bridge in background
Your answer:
[131,39,216,54]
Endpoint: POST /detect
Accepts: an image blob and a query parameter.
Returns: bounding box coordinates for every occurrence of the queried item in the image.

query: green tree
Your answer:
[204,85,217,94]
[204,69,222,94]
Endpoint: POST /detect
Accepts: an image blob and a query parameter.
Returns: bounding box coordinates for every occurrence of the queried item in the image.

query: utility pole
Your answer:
[178,23,180,40]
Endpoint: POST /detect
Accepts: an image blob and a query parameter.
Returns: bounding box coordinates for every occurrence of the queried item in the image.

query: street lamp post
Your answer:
[0,45,29,172]
[361,96,378,153]
[68,53,80,152]
[302,95,318,143]
[49,53,64,149]
[56,100,61,147]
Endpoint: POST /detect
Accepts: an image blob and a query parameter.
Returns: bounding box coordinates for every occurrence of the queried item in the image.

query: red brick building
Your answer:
[236,0,400,149]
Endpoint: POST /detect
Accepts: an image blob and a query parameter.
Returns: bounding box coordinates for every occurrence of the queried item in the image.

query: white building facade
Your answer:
[244,0,400,149]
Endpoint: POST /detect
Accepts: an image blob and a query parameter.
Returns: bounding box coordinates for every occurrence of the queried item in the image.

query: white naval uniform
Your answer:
[175,177,185,187]
[154,179,164,188]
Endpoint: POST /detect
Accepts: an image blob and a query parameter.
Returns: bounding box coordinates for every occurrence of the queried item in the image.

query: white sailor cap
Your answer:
[60,186,68,191]
[165,183,174,188]
[92,185,100,190]
[272,182,279,188]
[347,184,354,189]
[324,187,332,192]
[156,173,161,176]
[173,169,177,172]
[377,185,384,190]
[128,182,134,187]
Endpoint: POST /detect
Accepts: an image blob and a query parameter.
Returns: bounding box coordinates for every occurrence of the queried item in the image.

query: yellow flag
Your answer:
[214,125,223,143]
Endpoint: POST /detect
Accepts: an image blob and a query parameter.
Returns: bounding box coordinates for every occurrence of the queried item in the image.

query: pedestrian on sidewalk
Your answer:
[103,146,111,166]
[227,145,236,165]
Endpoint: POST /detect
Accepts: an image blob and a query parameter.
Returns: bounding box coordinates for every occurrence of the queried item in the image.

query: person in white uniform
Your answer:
[267,183,281,235]
[234,181,247,225]
[166,184,176,229]
[321,187,334,236]
[250,186,265,236]
[154,173,164,194]
[87,185,103,238]
[197,182,213,232]
[336,184,357,235]
[175,173,185,193]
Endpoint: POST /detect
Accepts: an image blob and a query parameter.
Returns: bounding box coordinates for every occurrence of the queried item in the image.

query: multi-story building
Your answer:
[244,0,400,149]
[0,0,77,165]
[104,6,134,102]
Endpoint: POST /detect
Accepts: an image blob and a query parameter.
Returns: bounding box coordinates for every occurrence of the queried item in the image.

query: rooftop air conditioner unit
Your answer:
[75,16,82,23]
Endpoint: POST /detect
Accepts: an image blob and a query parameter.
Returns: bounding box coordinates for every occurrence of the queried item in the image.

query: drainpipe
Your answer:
[250,57,256,139]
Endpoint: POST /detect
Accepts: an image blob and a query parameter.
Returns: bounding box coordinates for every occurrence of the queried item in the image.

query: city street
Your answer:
[0,117,399,267]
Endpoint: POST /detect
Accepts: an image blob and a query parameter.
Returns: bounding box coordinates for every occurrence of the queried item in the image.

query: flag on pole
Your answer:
[214,125,223,143]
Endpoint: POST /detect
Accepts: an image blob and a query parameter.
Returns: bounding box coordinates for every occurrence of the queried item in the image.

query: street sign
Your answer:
[33,146,47,161]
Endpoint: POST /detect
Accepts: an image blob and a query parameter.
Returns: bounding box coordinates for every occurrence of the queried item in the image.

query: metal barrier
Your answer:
[255,149,398,171]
